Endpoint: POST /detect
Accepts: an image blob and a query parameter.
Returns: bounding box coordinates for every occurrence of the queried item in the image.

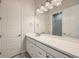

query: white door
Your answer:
[0,1,2,57]
[0,0,22,57]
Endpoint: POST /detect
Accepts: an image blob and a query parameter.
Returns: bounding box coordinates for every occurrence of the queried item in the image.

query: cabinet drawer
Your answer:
[46,53,55,58]
[36,47,46,58]
[36,41,69,58]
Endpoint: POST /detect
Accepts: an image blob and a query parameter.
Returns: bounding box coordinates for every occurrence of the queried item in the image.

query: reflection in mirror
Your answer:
[52,12,62,36]
[35,0,79,39]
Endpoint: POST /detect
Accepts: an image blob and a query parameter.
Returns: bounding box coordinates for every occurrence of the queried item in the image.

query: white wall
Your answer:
[35,13,49,34]
[62,4,79,38]
[21,0,35,34]
[20,0,35,52]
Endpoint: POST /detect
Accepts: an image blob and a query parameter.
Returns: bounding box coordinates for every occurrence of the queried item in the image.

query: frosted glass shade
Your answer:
[36,9,44,14]
[40,6,48,11]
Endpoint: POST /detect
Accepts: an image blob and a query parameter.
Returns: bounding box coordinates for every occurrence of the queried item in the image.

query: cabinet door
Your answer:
[0,0,22,57]
[30,43,37,58]
[36,47,46,58]
[26,38,36,58]
[26,39,31,55]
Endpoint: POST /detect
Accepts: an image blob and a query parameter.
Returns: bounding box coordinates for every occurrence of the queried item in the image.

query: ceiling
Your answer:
[62,0,79,9]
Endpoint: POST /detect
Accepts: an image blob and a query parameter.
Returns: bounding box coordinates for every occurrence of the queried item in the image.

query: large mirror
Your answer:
[35,0,79,39]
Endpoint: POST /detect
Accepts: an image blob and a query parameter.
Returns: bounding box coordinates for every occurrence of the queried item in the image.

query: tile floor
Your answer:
[13,52,31,58]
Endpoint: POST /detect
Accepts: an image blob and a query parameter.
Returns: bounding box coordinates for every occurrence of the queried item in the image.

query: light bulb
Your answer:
[45,2,50,8]
[53,0,56,2]
[53,0,63,2]
[36,9,44,14]
[51,0,62,7]
[55,2,62,6]
[45,1,54,9]
[57,2,62,6]
[48,3,54,9]
[40,6,48,11]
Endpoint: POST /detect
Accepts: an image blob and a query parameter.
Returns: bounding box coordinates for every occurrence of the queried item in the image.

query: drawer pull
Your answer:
[39,51,42,55]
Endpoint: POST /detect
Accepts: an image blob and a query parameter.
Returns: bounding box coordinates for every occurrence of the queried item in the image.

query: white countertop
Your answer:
[26,33,79,57]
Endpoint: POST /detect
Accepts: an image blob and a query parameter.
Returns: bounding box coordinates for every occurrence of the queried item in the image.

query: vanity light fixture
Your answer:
[36,0,63,14]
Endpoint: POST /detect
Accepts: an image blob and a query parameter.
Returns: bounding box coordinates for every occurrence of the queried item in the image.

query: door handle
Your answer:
[0,35,2,38]
[18,34,21,37]
[0,17,2,21]
[46,55,49,58]
[0,52,2,55]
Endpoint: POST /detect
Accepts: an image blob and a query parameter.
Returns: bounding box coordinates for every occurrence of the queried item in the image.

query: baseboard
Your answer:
[10,51,31,58]
[10,53,22,58]
[10,50,25,58]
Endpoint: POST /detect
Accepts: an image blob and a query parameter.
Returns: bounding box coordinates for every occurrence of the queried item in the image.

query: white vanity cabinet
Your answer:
[26,37,70,58]
[36,47,46,58]
[26,37,36,58]
[26,37,46,58]
[36,41,69,58]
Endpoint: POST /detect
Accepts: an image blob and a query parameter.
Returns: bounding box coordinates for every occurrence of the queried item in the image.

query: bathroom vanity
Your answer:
[26,33,79,58]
